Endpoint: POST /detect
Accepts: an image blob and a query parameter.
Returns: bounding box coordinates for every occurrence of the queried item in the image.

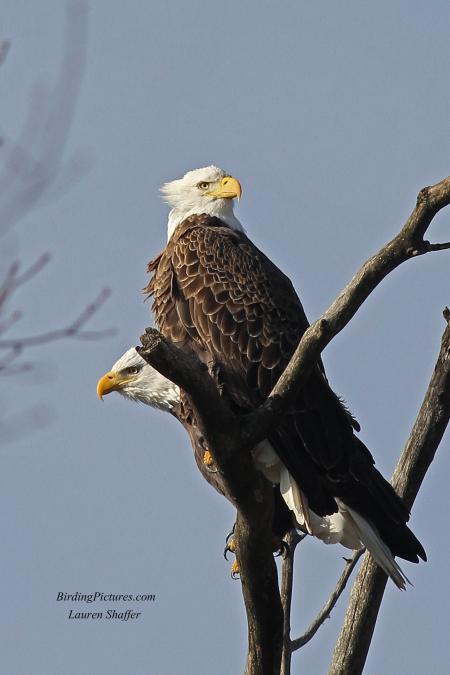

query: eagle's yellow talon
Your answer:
[227,538,237,553]
[231,559,240,578]
[203,450,214,467]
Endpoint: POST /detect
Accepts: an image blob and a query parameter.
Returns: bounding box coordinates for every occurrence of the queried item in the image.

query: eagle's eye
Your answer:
[127,366,139,375]
[197,181,210,190]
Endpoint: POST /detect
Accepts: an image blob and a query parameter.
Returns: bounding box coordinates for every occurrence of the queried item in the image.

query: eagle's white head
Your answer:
[96,348,180,412]
[161,165,244,240]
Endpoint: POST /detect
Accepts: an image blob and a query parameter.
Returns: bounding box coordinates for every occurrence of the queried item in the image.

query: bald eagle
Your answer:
[97,348,371,551]
[143,166,426,589]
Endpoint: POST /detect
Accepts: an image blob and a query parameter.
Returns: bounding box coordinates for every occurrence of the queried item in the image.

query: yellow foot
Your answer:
[203,450,214,467]
[227,538,237,554]
[231,559,240,578]
[224,531,237,560]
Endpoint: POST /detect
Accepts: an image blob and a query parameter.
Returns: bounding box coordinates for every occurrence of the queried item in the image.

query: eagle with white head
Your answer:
[97,347,366,552]
[161,166,244,240]
[117,166,426,588]
[97,347,295,543]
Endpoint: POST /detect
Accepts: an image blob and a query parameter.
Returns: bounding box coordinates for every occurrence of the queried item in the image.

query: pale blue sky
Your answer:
[1,2,449,673]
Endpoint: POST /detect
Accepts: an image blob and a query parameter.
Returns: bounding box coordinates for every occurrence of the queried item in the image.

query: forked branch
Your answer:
[138,175,450,675]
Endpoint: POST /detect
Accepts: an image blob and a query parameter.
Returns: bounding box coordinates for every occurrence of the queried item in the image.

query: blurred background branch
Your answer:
[0,1,113,432]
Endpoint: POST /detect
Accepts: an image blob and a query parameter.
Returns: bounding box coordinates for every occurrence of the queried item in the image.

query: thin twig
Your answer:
[292,549,364,651]
[0,254,51,310]
[425,241,450,252]
[0,288,114,350]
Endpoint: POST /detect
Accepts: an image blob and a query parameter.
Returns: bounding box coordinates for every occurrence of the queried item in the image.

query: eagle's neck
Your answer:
[120,375,180,413]
[167,207,244,241]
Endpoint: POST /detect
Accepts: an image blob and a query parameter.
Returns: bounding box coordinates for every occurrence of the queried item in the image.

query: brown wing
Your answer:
[148,216,344,513]
[148,214,308,407]
[147,215,425,561]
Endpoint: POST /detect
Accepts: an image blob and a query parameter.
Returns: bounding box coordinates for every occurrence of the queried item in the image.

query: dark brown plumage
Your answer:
[173,403,294,542]
[146,214,425,565]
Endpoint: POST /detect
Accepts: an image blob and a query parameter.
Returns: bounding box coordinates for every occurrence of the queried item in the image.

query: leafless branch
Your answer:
[292,550,364,651]
[138,175,450,675]
[138,329,284,675]
[279,539,362,675]
[0,254,51,313]
[0,3,116,451]
[280,530,304,675]
[242,176,450,448]
[0,287,114,352]
[0,251,113,375]
[328,309,450,675]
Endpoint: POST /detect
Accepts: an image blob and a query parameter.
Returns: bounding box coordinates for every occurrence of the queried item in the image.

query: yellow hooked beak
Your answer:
[206,175,242,200]
[96,371,133,400]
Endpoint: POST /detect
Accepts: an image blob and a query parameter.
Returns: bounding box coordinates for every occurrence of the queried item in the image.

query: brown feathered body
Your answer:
[171,401,294,540]
[146,214,425,565]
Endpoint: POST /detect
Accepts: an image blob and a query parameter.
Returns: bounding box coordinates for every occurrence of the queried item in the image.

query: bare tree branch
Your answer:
[0,2,110,381]
[137,328,235,444]
[292,550,364,652]
[0,255,51,313]
[0,3,115,450]
[137,175,450,675]
[241,176,450,448]
[280,530,304,675]
[138,329,284,675]
[0,252,113,377]
[279,537,362,675]
[328,309,450,675]
[0,288,114,352]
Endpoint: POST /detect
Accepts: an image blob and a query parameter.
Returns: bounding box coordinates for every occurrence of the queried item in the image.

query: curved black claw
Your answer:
[223,524,236,560]
[224,538,237,561]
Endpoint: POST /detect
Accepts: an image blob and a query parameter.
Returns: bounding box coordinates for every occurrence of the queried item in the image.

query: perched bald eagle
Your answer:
[97,348,369,550]
[96,348,231,510]
[143,165,426,588]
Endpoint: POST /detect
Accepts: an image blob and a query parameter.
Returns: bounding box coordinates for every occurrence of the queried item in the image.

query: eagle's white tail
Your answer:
[254,444,410,589]
[335,499,410,590]
[279,468,409,590]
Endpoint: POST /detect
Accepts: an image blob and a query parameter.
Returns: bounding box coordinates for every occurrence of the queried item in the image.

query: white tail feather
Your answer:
[254,443,410,589]
[279,468,312,533]
[336,499,410,590]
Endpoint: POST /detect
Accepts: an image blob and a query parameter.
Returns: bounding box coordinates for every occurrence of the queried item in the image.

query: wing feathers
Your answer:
[147,214,425,574]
